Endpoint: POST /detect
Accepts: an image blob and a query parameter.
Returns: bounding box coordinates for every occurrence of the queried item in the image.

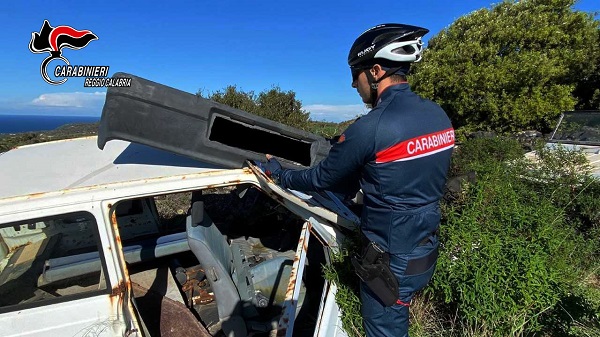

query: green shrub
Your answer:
[0,133,42,152]
[306,120,346,139]
[437,170,577,335]
[431,138,600,336]
[449,136,525,177]
[321,138,599,337]
[322,233,365,337]
[524,144,600,239]
[197,85,311,131]
[409,0,600,132]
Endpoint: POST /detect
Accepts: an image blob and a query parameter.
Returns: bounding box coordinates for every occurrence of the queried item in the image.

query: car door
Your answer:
[246,161,359,337]
[0,204,138,337]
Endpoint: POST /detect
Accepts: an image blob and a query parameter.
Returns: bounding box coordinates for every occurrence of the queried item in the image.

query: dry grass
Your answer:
[409,294,503,337]
[409,294,445,337]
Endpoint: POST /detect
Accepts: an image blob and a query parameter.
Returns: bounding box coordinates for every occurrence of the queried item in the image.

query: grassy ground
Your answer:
[0,122,100,152]
[0,119,352,153]
[307,119,355,138]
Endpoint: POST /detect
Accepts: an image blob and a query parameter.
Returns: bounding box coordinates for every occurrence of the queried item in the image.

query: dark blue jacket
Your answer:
[279,83,454,254]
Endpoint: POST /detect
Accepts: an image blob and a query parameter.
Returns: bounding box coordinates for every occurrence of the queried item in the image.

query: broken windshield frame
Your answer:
[549,111,600,146]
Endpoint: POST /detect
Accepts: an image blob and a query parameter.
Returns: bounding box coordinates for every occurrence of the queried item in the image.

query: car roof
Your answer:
[0,136,357,238]
[0,136,227,200]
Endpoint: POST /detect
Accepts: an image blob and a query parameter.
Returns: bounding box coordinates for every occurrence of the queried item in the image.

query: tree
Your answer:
[573,26,600,110]
[197,85,311,130]
[410,0,600,134]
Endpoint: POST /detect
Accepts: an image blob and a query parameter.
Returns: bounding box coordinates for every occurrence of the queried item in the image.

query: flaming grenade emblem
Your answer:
[29,20,98,85]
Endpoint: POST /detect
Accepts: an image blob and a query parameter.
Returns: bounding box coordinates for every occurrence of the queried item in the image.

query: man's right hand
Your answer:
[254,155,283,183]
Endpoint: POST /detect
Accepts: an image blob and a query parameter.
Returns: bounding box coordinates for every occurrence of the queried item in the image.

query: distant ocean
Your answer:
[0,115,100,134]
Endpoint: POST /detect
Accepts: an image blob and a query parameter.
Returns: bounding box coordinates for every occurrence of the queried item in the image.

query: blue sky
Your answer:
[1,0,598,122]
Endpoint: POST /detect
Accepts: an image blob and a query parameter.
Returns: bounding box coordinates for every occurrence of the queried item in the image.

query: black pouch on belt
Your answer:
[351,241,399,306]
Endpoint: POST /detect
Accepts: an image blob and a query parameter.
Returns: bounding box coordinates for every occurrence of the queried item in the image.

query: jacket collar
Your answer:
[376,83,410,106]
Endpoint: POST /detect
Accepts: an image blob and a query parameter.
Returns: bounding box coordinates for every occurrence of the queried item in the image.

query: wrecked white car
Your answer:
[525,110,600,178]
[0,73,361,337]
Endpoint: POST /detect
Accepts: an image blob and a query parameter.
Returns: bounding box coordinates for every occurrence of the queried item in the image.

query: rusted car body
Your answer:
[0,72,366,336]
[0,136,357,336]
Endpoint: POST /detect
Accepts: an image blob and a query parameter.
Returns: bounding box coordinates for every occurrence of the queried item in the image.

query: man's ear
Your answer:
[371,64,384,80]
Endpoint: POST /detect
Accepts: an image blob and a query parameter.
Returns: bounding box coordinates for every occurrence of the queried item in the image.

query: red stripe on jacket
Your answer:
[375,128,455,163]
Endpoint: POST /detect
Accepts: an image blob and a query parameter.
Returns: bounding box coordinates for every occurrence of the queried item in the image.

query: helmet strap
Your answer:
[364,66,404,107]
[363,69,378,107]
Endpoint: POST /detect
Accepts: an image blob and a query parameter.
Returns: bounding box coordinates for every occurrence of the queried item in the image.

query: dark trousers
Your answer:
[361,234,439,337]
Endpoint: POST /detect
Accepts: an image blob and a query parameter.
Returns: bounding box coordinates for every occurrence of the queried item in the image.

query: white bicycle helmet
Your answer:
[348,23,428,67]
[348,23,429,107]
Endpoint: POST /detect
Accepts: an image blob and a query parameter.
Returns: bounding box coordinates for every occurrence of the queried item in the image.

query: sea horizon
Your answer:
[0,114,100,134]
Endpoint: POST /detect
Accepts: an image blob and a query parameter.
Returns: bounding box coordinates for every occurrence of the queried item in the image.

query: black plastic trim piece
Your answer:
[98,72,332,169]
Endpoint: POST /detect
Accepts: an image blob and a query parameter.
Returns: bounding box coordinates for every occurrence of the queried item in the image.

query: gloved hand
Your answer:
[254,155,283,183]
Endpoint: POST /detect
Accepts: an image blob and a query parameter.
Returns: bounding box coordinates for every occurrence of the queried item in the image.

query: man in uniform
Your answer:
[259,23,454,337]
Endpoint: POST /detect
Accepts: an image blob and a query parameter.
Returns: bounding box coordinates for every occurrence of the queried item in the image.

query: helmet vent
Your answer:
[392,45,416,55]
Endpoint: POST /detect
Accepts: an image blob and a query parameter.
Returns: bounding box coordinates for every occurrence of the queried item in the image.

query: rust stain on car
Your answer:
[110,210,122,245]
[111,279,128,297]
[26,192,46,199]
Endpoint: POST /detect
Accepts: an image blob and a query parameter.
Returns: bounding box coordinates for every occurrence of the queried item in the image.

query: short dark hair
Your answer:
[389,74,407,83]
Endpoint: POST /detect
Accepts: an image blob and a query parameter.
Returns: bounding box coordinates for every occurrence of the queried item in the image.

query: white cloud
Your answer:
[31,92,106,108]
[305,104,369,123]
